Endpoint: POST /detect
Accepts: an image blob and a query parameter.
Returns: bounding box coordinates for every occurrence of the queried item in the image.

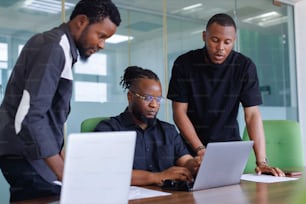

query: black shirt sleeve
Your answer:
[239,57,262,107]
[167,55,190,103]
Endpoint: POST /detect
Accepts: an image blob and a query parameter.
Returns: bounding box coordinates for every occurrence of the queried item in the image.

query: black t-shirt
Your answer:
[167,47,262,146]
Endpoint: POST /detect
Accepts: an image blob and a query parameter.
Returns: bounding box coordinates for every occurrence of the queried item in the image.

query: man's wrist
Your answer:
[256,158,269,167]
[194,145,205,153]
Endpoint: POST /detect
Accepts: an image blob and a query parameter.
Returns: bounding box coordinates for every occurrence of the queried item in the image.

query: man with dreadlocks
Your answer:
[95,66,201,186]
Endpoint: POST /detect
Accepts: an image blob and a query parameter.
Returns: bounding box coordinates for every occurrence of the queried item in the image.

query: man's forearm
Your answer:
[172,102,204,153]
[44,154,64,181]
[131,170,162,186]
[244,107,266,162]
[174,115,202,151]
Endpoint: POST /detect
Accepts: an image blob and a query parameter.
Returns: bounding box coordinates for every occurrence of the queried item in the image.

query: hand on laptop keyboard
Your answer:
[161,180,194,191]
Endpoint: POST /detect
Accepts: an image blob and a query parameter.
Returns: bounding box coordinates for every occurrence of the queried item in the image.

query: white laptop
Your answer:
[162,141,253,191]
[60,131,136,204]
[191,141,254,191]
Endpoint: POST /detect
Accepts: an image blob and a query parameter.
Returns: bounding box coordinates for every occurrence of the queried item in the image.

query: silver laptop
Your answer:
[60,131,136,204]
[191,141,254,191]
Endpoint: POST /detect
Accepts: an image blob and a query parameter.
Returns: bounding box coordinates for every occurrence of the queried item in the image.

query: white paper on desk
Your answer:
[241,174,299,183]
[128,186,171,200]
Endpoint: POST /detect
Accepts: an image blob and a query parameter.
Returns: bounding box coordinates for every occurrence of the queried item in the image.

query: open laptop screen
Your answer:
[60,131,136,204]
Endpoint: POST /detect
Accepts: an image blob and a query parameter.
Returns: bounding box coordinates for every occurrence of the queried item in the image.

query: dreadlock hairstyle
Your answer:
[70,0,121,26]
[206,13,236,31]
[120,66,160,91]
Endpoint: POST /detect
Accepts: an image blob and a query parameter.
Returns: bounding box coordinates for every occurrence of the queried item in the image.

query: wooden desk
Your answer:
[130,178,306,204]
[11,174,306,204]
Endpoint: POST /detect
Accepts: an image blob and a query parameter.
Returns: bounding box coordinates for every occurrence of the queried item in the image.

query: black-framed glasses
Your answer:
[130,91,163,103]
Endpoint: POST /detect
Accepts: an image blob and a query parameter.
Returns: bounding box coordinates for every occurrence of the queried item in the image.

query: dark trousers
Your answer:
[0,155,61,202]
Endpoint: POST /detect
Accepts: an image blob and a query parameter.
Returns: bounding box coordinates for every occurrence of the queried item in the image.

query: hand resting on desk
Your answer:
[255,164,285,177]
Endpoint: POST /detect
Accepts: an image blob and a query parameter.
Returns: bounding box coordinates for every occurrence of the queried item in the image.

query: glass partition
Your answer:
[0,0,297,134]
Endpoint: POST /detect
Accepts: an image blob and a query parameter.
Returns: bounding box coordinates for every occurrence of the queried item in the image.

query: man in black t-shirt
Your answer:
[167,13,284,177]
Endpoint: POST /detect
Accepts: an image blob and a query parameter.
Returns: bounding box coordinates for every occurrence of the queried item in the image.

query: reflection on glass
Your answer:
[0,43,7,69]
[74,53,107,76]
[74,82,107,103]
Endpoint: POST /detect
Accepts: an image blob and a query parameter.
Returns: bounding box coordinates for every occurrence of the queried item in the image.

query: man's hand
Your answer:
[60,150,65,160]
[44,153,65,181]
[255,164,285,177]
[194,145,205,157]
[183,156,202,175]
[197,148,205,157]
[157,166,194,185]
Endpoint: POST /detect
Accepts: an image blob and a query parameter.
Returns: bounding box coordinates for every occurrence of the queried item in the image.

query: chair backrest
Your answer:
[80,117,109,132]
[243,120,304,173]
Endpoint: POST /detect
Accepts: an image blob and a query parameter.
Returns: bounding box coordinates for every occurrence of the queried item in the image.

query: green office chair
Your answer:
[80,117,109,132]
[243,120,304,173]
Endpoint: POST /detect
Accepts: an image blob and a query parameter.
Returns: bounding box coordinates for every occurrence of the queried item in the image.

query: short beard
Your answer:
[141,116,156,127]
[132,109,156,127]
[77,46,90,62]
[76,26,90,62]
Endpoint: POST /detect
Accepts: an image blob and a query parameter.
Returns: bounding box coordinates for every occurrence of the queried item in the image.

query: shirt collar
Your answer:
[120,108,158,129]
[59,23,78,65]
[119,108,138,128]
[203,46,233,67]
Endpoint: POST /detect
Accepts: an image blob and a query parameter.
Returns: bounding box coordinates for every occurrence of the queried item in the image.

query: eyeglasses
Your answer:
[130,91,163,103]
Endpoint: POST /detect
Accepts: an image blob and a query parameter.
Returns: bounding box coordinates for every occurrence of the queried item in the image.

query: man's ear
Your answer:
[202,31,207,42]
[76,15,89,29]
[127,91,132,103]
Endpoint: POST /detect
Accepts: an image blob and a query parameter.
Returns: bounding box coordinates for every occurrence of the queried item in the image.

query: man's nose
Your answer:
[149,98,159,107]
[216,42,224,51]
[98,40,105,49]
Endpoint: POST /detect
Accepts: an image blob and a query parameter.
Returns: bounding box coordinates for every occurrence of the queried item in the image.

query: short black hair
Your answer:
[120,66,159,91]
[206,13,236,31]
[70,0,121,26]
